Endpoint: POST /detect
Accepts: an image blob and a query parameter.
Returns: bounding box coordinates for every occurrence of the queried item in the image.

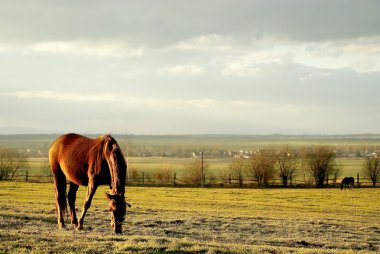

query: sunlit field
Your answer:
[0,182,379,253]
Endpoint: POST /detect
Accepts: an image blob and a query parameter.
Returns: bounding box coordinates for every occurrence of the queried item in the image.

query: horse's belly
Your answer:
[60,162,89,186]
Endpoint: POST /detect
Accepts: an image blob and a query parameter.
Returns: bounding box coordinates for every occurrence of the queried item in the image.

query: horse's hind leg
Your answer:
[68,182,79,229]
[52,166,67,229]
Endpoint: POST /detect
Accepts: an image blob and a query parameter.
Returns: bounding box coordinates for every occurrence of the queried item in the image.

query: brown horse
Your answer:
[49,133,129,233]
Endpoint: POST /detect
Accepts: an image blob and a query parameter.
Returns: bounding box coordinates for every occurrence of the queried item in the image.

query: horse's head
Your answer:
[102,135,128,233]
[106,193,126,234]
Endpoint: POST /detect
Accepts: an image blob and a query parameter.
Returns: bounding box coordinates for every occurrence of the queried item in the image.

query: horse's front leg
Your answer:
[77,181,98,230]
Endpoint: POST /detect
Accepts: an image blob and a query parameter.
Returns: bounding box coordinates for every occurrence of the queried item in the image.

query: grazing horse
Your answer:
[49,133,129,233]
[341,177,355,190]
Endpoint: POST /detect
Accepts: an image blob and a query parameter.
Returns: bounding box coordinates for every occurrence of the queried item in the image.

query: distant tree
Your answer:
[144,172,153,184]
[128,168,140,183]
[362,156,380,187]
[331,162,343,185]
[274,145,298,187]
[303,146,336,188]
[247,149,276,187]
[0,148,27,181]
[183,158,209,187]
[229,157,247,187]
[154,164,173,185]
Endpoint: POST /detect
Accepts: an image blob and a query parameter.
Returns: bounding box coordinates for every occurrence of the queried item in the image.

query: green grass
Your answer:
[0,182,379,253]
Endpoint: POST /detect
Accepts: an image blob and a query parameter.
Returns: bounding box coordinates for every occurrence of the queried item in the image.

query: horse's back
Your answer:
[49,133,95,186]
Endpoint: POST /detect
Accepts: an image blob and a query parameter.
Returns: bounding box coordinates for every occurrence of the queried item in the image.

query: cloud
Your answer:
[213,36,380,76]
[2,90,297,113]
[221,62,261,77]
[5,91,117,102]
[24,40,144,58]
[174,34,233,51]
[299,71,331,81]
[231,100,297,113]
[161,65,206,76]
[292,36,380,73]
[166,34,380,78]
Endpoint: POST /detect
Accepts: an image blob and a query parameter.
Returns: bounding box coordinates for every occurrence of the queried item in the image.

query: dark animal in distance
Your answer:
[341,177,355,190]
[49,133,130,234]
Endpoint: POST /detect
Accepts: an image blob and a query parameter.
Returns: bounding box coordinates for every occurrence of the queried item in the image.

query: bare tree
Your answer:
[303,146,336,188]
[331,161,343,185]
[127,167,140,183]
[0,148,27,181]
[154,164,173,185]
[183,158,209,186]
[362,155,380,187]
[247,149,276,187]
[275,145,298,187]
[229,157,247,187]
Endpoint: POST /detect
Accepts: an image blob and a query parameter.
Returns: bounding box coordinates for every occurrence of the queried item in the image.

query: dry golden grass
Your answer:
[0,182,379,253]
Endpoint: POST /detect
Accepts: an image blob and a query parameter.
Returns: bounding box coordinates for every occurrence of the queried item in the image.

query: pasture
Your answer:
[0,182,379,253]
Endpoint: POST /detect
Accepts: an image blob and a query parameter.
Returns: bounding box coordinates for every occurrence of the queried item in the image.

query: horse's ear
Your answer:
[106,193,120,200]
[105,193,112,200]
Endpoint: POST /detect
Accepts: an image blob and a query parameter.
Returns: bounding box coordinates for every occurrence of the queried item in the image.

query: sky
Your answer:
[0,0,379,135]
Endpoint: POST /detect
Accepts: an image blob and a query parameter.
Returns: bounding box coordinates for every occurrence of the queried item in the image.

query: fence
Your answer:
[5,170,377,188]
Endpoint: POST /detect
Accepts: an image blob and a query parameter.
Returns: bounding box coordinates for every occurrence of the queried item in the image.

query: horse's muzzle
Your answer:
[112,221,123,234]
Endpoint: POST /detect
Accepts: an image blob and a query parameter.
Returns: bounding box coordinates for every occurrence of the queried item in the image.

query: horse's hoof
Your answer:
[58,224,66,230]
[72,224,78,229]
[76,225,84,231]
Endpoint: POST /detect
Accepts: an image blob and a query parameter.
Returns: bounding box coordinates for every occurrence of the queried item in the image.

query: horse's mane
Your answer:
[88,135,108,176]
[88,135,126,194]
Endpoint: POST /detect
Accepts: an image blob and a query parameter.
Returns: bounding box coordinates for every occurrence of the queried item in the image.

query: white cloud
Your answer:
[6,91,117,102]
[24,40,144,58]
[162,65,206,76]
[2,91,297,113]
[173,35,380,76]
[299,71,331,81]
[231,100,297,113]
[175,34,233,51]
[221,62,261,77]
[292,36,380,73]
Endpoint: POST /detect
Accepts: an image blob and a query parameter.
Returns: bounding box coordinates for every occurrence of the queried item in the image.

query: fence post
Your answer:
[357,173,360,187]
[228,173,232,185]
[142,172,145,185]
[203,173,206,187]
[303,173,306,187]
[201,152,204,187]
[326,174,329,186]
[173,173,177,186]
[289,173,293,186]
[25,170,28,182]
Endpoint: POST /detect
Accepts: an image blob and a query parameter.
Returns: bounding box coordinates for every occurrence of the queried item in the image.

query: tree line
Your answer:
[1,145,379,187]
[127,145,379,188]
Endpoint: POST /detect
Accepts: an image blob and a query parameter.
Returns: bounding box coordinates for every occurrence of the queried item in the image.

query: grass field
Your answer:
[0,182,379,253]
